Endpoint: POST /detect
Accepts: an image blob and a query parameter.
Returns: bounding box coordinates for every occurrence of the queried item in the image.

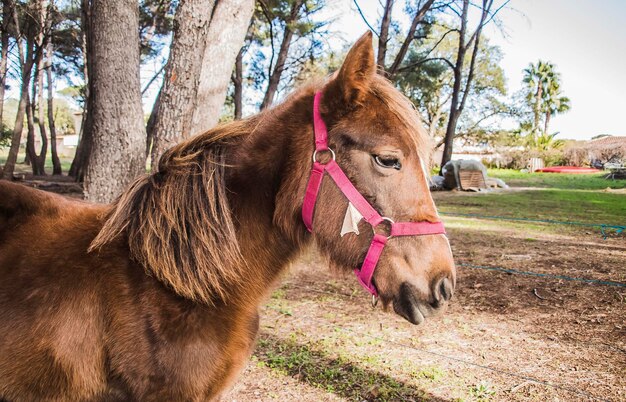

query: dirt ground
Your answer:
[226,206,625,401]
[17,179,625,401]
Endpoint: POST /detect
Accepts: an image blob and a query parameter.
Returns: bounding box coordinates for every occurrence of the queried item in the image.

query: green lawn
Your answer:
[434,169,626,227]
[436,189,625,225]
[487,169,626,190]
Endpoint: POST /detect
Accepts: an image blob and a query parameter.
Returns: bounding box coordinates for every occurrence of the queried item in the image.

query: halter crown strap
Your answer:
[303,91,446,297]
[313,92,329,151]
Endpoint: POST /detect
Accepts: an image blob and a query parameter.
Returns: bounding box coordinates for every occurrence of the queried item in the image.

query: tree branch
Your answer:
[142,63,165,95]
[258,0,275,80]
[388,0,435,76]
[353,0,380,37]
[397,56,455,73]
[458,0,491,113]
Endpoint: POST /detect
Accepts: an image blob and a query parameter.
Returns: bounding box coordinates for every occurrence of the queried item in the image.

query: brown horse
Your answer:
[0,32,455,401]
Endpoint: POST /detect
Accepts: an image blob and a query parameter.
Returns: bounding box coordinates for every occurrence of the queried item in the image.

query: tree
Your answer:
[70,0,174,179]
[232,46,245,120]
[2,0,40,179]
[353,0,437,76]
[523,60,554,136]
[83,0,146,202]
[520,60,570,140]
[24,0,53,176]
[255,0,326,110]
[46,36,62,174]
[543,88,570,136]
[190,0,254,133]
[0,0,10,131]
[147,0,214,169]
[439,0,507,168]
[67,0,91,179]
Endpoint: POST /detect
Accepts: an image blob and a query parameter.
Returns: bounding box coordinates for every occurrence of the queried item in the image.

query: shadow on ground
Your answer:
[253,332,454,402]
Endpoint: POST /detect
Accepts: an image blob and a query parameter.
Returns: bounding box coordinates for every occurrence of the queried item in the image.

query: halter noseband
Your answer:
[302,91,446,300]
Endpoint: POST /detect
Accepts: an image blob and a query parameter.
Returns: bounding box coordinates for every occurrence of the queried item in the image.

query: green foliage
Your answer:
[139,0,176,61]
[519,60,571,145]
[394,25,513,145]
[0,124,12,148]
[468,382,496,401]
[1,97,76,136]
[527,132,564,151]
[247,0,327,100]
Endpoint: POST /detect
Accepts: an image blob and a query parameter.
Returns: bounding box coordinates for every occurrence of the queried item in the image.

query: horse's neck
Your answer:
[226,97,314,300]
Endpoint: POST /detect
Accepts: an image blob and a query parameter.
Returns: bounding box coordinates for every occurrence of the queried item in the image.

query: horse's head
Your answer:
[308,32,455,325]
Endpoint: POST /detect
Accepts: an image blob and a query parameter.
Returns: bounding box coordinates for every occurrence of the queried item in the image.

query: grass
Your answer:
[255,334,427,401]
[487,169,626,190]
[436,189,626,225]
[434,168,626,227]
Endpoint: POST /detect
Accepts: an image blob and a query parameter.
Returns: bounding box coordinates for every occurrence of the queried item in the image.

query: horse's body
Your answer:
[0,176,263,401]
[0,33,455,401]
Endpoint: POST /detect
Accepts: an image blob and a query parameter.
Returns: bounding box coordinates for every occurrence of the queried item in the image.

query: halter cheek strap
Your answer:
[302,91,446,297]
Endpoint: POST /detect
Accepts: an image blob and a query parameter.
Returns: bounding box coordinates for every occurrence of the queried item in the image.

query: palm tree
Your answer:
[523,60,557,137]
[542,81,571,135]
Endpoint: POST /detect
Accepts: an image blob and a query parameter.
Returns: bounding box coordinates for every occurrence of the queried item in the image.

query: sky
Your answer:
[5,1,625,142]
[330,0,626,141]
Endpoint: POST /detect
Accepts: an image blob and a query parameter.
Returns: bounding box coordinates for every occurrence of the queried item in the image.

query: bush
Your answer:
[563,146,589,167]
[495,148,566,169]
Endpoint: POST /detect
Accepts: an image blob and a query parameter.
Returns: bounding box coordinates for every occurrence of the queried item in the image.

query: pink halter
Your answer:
[302,92,446,298]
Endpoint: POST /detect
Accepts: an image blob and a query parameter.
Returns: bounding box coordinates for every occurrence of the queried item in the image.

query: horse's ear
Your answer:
[327,31,375,106]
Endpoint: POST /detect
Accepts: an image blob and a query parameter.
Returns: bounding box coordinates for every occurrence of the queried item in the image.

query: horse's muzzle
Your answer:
[393,279,454,325]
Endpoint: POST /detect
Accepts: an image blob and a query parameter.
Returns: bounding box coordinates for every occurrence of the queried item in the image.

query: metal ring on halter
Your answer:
[371,217,395,239]
[312,148,336,164]
[371,294,379,308]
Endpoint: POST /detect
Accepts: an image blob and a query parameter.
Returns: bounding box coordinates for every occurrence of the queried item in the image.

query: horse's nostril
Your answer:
[433,277,453,303]
[439,277,453,301]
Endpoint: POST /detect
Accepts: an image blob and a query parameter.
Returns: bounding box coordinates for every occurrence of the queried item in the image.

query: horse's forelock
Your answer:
[369,76,433,168]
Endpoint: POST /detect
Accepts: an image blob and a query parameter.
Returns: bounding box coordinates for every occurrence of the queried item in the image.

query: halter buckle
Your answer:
[312,148,336,164]
[371,217,395,239]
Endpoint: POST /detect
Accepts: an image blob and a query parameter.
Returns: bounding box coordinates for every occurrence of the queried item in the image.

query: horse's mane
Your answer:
[90,117,260,305]
[90,75,430,306]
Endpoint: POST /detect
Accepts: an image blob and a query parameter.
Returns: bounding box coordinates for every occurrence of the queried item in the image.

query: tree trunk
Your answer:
[68,0,91,180]
[376,0,394,71]
[440,0,469,168]
[47,41,62,175]
[149,0,216,170]
[440,0,491,169]
[2,28,36,179]
[233,47,244,120]
[260,0,303,110]
[25,89,46,175]
[0,0,10,128]
[543,109,551,136]
[533,84,542,136]
[33,52,48,175]
[145,88,160,157]
[83,0,147,203]
[190,0,254,133]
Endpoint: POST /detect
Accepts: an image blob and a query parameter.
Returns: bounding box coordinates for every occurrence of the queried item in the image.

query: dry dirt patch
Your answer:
[227,227,625,401]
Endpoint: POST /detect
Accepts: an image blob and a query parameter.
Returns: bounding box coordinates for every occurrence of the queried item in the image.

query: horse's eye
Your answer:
[374,155,402,170]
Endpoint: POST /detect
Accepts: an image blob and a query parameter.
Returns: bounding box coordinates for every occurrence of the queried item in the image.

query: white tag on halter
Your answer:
[341,202,363,237]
